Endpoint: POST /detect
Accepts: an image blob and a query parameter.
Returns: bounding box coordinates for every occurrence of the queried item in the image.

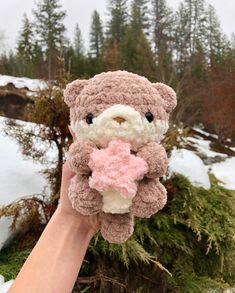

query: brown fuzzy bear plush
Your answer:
[64,70,177,243]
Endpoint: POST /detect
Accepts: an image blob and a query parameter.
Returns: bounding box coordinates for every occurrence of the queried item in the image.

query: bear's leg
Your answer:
[101,212,134,243]
[130,178,167,218]
[68,175,102,215]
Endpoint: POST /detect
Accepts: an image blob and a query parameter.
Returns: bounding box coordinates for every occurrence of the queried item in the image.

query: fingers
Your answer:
[60,162,76,207]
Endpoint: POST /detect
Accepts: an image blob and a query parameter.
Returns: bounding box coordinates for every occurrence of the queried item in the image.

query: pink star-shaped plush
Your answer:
[88,140,148,199]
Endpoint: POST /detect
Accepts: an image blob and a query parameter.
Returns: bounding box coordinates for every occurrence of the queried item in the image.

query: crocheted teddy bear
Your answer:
[64,70,177,243]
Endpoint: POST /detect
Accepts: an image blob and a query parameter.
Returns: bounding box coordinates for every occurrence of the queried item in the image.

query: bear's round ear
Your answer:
[63,79,88,107]
[152,82,177,113]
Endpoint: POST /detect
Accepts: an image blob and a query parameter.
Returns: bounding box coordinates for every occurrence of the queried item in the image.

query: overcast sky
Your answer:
[0,0,234,53]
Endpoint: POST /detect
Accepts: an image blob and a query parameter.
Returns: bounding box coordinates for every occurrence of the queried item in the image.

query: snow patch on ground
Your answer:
[169,149,211,189]
[0,117,47,205]
[209,157,235,190]
[0,116,49,251]
[0,217,13,253]
[0,74,47,92]
[174,132,235,190]
[186,137,227,159]
[230,147,235,152]
[193,127,218,139]
[0,275,14,293]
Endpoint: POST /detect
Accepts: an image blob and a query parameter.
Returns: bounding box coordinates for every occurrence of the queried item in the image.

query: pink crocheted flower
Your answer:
[88,140,148,199]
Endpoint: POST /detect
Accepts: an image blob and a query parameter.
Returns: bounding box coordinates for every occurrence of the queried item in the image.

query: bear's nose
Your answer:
[113,116,126,124]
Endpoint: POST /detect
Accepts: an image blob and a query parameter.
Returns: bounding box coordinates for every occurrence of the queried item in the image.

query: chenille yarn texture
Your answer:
[64,70,177,243]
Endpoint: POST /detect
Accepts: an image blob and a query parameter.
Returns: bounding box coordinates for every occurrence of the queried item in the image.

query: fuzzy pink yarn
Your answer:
[64,71,177,243]
[88,140,148,199]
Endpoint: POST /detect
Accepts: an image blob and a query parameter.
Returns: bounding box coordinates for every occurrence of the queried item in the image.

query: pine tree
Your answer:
[151,0,175,81]
[33,0,66,80]
[65,25,86,77]
[206,4,225,66]
[151,0,174,51]
[106,0,128,44]
[17,14,34,62]
[121,0,157,80]
[89,10,104,58]
[0,53,17,76]
[16,14,45,78]
[18,14,45,77]
[131,0,150,33]
[33,42,45,78]
[103,0,129,70]
[74,24,84,56]
[174,0,208,75]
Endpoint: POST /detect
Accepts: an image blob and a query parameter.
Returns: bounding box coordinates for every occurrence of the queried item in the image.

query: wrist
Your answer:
[55,207,95,240]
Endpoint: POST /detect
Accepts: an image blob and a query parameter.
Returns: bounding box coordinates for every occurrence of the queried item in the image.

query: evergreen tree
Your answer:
[206,4,226,66]
[151,0,173,52]
[0,54,8,74]
[16,14,36,77]
[151,0,175,81]
[174,0,208,75]
[230,33,235,65]
[106,0,128,44]
[104,0,129,70]
[33,0,66,80]
[121,0,157,80]
[65,25,86,78]
[74,24,84,56]
[6,51,20,76]
[89,10,104,58]
[32,42,45,78]
[0,53,16,75]
[131,0,150,33]
[17,14,34,62]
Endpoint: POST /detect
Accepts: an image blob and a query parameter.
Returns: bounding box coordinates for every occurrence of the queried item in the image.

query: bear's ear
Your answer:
[152,82,177,113]
[63,79,88,107]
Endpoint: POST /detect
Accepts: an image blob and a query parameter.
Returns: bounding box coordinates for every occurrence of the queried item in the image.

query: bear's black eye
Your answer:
[145,112,154,123]
[86,113,94,124]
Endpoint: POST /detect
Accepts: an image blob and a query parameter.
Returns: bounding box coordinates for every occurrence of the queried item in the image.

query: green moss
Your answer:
[0,234,36,281]
[82,175,235,292]
[0,246,31,280]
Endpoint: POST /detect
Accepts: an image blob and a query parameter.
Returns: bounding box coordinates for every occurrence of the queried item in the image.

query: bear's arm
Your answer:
[136,142,168,178]
[68,140,97,174]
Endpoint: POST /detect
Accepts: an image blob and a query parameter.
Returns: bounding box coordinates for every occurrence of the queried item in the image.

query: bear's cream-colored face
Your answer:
[64,71,177,150]
[70,104,169,150]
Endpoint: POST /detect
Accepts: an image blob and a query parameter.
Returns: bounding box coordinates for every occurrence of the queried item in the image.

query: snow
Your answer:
[192,127,218,139]
[169,149,211,189]
[210,157,235,190]
[0,117,47,205]
[0,116,48,251]
[171,133,235,190]
[0,74,47,92]
[0,275,14,293]
[186,137,227,158]
[0,276,4,286]
[182,128,235,190]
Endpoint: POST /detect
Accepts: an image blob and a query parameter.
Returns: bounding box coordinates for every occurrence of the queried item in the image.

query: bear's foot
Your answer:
[101,212,134,243]
[130,178,167,218]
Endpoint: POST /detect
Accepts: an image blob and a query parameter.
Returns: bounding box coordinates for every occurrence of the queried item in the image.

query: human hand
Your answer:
[57,160,101,238]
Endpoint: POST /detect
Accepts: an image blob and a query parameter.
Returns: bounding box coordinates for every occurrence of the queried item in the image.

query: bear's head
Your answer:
[64,71,176,151]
